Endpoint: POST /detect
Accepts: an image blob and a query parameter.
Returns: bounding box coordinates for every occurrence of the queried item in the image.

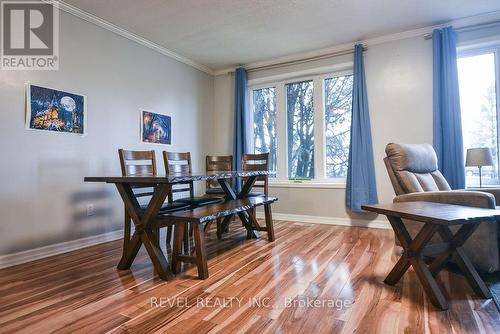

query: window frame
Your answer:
[249,67,354,187]
[457,43,500,187]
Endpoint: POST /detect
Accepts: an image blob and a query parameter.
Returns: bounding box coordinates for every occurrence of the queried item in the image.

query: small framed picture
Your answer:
[26,84,86,135]
[140,109,172,145]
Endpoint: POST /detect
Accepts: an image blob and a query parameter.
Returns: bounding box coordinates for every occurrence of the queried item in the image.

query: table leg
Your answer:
[410,256,449,310]
[433,225,491,298]
[385,216,448,310]
[117,231,142,270]
[142,228,174,280]
[429,224,478,275]
[218,177,259,239]
[114,183,174,280]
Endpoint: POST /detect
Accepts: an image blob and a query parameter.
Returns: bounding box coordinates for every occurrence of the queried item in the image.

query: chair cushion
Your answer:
[139,202,190,214]
[174,196,224,207]
[206,188,226,195]
[246,191,265,197]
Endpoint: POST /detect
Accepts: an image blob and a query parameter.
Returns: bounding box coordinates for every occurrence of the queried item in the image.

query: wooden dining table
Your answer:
[84,170,275,280]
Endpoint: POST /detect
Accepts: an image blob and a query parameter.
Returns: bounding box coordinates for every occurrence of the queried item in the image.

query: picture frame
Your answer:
[140,109,172,145]
[25,83,87,135]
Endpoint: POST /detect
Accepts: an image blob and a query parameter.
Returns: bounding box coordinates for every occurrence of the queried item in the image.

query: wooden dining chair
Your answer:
[118,149,189,252]
[242,152,270,221]
[242,152,270,196]
[163,151,224,250]
[204,155,233,234]
[205,155,233,197]
[162,151,224,207]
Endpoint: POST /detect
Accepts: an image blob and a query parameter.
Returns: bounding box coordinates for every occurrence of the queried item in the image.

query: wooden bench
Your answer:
[155,196,277,279]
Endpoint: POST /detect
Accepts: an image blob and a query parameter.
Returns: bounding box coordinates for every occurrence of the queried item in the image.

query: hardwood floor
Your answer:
[0,220,499,333]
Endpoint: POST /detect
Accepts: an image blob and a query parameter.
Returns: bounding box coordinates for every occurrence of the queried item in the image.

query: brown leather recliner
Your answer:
[384,143,500,272]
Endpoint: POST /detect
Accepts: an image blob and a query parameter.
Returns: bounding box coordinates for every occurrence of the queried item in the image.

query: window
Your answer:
[458,49,499,186]
[252,87,277,172]
[286,80,314,179]
[324,75,353,178]
[250,70,353,184]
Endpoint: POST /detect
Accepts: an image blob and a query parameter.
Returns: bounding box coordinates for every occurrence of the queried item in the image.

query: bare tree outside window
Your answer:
[252,87,277,172]
[324,75,353,178]
[286,80,314,179]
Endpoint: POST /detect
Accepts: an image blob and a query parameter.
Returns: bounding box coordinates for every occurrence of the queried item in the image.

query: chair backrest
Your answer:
[206,155,233,190]
[162,151,193,200]
[242,152,269,195]
[118,149,158,197]
[118,149,157,176]
[384,143,452,195]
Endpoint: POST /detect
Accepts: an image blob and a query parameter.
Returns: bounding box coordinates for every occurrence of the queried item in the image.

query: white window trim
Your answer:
[249,67,353,187]
[458,42,500,187]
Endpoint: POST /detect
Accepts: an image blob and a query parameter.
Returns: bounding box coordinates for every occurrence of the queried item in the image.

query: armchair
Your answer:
[384,143,499,272]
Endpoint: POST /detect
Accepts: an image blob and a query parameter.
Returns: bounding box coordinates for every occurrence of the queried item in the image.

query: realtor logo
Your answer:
[1,1,59,70]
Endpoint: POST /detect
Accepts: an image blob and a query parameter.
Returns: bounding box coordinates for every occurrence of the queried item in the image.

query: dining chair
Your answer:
[163,151,224,250]
[242,152,270,196]
[204,155,233,234]
[118,149,189,251]
[205,155,233,197]
[162,151,224,207]
[241,152,270,221]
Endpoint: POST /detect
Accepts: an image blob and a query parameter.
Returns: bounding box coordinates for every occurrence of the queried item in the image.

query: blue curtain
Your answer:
[346,44,378,212]
[432,27,465,189]
[233,67,250,191]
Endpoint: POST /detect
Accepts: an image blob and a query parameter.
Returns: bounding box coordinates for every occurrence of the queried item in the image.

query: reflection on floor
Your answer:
[0,220,499,333]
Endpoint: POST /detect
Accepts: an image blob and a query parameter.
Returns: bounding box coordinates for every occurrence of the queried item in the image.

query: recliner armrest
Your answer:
[466,188,500,204]
[394,190,496,209]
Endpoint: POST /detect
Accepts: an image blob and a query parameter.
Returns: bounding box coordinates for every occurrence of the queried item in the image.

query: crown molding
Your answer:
[43,0,214,75]
[213,10,500,76]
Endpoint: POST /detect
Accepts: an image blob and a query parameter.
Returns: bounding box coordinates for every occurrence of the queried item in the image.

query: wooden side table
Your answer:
[362,202,499,310]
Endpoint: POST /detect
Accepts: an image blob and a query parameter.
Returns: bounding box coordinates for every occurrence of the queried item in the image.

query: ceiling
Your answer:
[64,0,500,71]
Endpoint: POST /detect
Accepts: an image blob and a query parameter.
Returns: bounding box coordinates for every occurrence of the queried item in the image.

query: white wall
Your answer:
[212,35,434,222]
[0,11,214,255]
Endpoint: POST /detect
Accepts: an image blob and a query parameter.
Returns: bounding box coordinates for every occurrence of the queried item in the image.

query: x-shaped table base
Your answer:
[115,183,174,280]
[385,216,491,310]
[217,176,260,239]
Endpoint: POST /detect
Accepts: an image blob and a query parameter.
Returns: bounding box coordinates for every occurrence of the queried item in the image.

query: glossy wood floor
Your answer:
[1,220,499,334]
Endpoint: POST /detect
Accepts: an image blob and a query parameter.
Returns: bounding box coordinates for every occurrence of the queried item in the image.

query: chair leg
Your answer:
[154,227,161,248]
[166,225,173,248]
[183,223,190,253]
[216,218,221,235]
[204,220,212,233]
[123,211,131,253]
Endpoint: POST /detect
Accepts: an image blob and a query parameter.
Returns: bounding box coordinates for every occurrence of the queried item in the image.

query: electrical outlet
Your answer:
[87,204,95,216]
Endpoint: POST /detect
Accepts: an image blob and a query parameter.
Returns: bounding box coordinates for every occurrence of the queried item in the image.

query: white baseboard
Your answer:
[0,230,123,269]
[0,214,389,270]
[256,212,391,229]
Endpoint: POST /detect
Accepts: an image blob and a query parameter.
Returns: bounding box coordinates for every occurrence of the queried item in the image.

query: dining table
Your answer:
[84,170,275,280]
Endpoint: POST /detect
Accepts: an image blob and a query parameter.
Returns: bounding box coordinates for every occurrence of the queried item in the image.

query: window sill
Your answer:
[269,180,346,189]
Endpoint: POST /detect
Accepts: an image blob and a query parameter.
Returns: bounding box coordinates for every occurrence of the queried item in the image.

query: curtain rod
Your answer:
[423,21,500,40]
[229,45,367,74]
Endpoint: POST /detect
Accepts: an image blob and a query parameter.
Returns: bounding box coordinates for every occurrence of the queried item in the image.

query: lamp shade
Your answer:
[465,148,494,167]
